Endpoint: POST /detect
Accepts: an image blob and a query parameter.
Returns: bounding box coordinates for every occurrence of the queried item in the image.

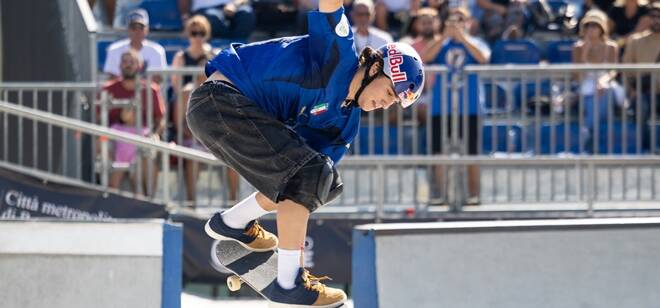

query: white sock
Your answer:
[221,192,269,229]
[277,248,301,290]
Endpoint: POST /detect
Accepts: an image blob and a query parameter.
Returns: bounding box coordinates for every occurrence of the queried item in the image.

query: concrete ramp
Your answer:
[352,218,660,308]
[0,219,182,308]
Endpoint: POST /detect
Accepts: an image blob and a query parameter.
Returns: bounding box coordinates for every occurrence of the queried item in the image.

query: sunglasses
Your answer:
[190,31,207,37]
[128,23,146,31]
[354,11,371,17]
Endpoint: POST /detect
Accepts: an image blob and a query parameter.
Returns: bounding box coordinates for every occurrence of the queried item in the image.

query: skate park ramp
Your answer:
[352,217,660,308]
[0,219,182,308]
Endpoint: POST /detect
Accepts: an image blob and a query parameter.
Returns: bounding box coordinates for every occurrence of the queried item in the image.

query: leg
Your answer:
[184,158,198,202]
[276,200,309,250]
[109,170,124,189]
[227,168,240,201]
[104,0,116,25]
[467,165,480,199]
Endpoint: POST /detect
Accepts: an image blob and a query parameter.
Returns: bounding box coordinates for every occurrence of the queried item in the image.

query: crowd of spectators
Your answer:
[92,0,659,204]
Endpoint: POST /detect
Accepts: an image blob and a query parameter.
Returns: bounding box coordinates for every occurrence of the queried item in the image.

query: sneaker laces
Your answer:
[301,269,332,294]
[244,221,266,239]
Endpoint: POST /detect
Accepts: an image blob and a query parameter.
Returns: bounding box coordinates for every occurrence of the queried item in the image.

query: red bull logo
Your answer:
[387,44,407,83]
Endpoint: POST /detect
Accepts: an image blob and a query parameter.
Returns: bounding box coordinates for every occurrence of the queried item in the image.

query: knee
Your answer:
[279,154,343,212]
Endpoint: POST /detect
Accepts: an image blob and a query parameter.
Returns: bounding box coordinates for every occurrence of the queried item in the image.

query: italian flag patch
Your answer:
[310,103,328,116]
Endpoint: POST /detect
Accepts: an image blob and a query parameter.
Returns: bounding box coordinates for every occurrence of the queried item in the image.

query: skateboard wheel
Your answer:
[227,275,242,291]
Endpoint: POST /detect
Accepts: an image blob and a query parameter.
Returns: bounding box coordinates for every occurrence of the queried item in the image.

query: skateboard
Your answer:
[215,240,345,307]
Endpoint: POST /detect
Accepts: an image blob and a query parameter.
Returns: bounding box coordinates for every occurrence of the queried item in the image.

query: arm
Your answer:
[319,0,342,13]
[461,38,489,64]
[422,37,444,63]
[170,51,184,93]
[151,86,167,136]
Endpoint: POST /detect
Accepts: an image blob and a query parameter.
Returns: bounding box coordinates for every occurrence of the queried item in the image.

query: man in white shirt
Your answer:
[350,0,394,52]
[178,0,256,40]
[102,9,167,83]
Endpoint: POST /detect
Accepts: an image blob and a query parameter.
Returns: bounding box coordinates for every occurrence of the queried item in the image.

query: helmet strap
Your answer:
[344,60,382,108]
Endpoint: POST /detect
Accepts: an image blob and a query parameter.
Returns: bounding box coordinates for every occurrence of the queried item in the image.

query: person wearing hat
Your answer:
[103,9,167,83]
[572,9,623,153]
[623,2,660,150]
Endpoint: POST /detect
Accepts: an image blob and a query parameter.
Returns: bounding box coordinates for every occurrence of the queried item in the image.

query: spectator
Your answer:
[374,0,421,35]
[170,15,239,202]
[103,9,167,83]
[623,2,660,149]
[178,0,257,40]
[351,0,394,52]
[401,8,442,54]
[102,50,166,196]
[425,7,490,205]
[608,0,651,40]
[108,104,152,193]
[479,0,529,43]
[572,10,623,152]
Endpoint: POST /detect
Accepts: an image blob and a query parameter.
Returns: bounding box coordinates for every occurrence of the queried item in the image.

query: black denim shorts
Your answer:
[186,80,319,202]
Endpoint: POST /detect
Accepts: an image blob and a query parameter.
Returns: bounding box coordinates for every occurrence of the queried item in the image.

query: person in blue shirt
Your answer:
[422,7,490,205]
[185,0,424,304]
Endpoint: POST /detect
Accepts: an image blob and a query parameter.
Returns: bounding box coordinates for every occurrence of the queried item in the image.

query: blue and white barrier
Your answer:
[0,219,182,308]
[353,218,660,308]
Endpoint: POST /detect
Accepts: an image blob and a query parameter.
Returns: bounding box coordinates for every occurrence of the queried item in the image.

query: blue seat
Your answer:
[491,40,542,64]
[526,122,581,154]
[97,40,114,71]
[482,82,509,112]
[590,122,640,154]
[139,0,182,31]
[482,124,524,153]
[546,40,575,63]
[353,126,427,155]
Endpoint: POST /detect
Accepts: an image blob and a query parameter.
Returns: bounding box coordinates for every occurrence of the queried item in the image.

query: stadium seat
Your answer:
[546,40,575,63]
[591,122,640,154]
[353,126,427,155]
[482,124,524,153]
[139,0,183,31]
[97,39,114,70]
[526,122,581,154]
[482,81,509,112]
[491,40,542,64]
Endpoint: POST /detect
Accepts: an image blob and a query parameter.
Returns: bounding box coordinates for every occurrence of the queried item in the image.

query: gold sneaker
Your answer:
[204,213,278,252]
[268,268,347,308]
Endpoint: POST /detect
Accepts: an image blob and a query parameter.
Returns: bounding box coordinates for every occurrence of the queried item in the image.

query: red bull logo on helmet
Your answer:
[386,44,408,83]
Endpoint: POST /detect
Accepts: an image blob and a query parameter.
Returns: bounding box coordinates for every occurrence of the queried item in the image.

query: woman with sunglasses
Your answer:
[171,15,240,204]
[186,0,424,305]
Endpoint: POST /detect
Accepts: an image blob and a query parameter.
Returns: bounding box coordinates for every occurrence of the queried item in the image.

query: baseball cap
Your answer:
[580,9,609,36]
[127,9,149,26]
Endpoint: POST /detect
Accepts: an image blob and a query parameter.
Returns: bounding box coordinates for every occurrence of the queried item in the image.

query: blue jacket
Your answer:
[205,7,361,163]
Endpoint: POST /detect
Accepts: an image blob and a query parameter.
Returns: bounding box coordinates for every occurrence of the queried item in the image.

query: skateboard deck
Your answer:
[216,240,346,307]
[216,240,278,298]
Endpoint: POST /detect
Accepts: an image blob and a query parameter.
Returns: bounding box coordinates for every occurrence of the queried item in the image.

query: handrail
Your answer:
[0,82,98,90]
[2,100,658,168]
[76,0,98,33]
[464,63,660,73]
[0,101,218,164]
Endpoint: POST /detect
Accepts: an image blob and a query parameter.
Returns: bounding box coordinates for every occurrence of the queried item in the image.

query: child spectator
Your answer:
[109,105,153,193]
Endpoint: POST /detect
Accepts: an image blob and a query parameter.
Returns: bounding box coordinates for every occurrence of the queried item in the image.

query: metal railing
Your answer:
[0,63,658,216]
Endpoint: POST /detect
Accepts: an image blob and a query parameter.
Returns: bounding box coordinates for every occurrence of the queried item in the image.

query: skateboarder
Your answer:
[186,0,424,305]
